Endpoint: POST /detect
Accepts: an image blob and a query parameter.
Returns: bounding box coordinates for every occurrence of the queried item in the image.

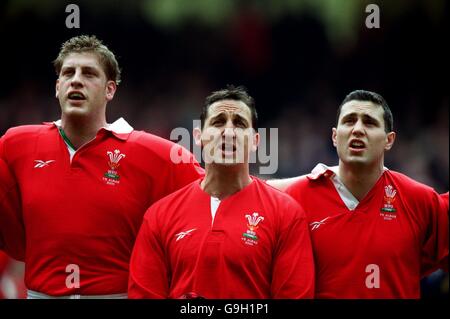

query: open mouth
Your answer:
[349,140,366,150]
[68,92,86,101]
[221,143,236,153]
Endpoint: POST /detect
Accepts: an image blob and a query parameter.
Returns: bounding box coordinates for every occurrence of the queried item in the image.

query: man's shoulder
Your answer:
[386,170,435,194]
[285,173,323,195]
[386,170,440,209]
[144,180,199,215]
[3,124,53,139]
[127,130,193,162]
[1,124,55,153]
[128,130,174,145]
[254,178,305,208]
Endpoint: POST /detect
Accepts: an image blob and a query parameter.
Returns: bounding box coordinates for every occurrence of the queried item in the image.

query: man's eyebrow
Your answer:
[81,66,100,73]
[341,112,380,124]
[209,113,226,122]
[362,114,380,124]
[233,114,249,124]
[340,113,357,121]
[61,65,99,71]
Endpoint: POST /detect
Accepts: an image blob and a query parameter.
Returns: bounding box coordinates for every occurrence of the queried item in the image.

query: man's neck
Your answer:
[337,161,385,201]
[60,115,107,150]
[201,164,252,200]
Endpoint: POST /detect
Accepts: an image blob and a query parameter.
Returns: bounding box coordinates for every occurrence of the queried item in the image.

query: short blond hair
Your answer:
[53,35,121,85]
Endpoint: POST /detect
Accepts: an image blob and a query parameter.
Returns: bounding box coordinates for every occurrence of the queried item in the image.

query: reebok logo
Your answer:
[309,216,331,231]
[34,160,56,168]
[175,228,197,241]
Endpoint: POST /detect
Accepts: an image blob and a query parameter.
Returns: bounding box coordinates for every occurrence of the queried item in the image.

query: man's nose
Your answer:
[223,121,236,136]
[70,70,83,87]
[223,126,236,138]
[352,119,365,136]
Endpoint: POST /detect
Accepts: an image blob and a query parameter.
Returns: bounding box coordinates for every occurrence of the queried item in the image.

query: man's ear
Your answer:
[332,127,337,147]
[385,131,396,151]
[55,79,60,99]
[251,130,260,152]
[105,81,117,101]
[193,127,202,147]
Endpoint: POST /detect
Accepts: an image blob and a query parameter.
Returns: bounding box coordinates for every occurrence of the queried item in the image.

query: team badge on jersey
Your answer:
[380,184,397,220]
[103,149,126,185]
[242,212,264,246]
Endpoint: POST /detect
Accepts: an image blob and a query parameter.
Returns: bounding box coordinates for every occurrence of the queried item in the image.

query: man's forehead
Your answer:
[340,100,383,118]
[61,52,101,68]
[208,100,251,116]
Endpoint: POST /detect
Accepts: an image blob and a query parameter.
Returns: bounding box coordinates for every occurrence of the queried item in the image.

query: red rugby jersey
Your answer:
[129,178,315,299]
[286,164,448,298]
[0,158,24,261]
[0,118,203,296]
[441,192,449,211]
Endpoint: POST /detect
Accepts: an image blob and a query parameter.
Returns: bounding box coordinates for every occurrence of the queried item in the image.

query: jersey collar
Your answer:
[47,117,134,141]
[308,163,389,211]
[307,163,337,180]
[103,118,134,140]
[307,163,389,180]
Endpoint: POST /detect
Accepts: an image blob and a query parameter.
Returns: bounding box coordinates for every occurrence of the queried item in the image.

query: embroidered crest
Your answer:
[242,212,264,246]
[103,149,126,185]
[380,185,397,220]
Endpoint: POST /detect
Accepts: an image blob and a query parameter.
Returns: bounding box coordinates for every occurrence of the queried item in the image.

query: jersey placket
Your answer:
[189,193,227,297]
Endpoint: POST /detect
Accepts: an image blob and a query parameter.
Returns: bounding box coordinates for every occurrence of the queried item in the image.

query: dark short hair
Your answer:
[201,85,258,130]
[336,90,393,132]
[53,35,121,85]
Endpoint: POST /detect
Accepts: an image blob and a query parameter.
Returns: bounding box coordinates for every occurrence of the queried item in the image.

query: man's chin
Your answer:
[61,105,89,117]
[345,156,370,166]
[62,107,90,119]
[205,156,245,166]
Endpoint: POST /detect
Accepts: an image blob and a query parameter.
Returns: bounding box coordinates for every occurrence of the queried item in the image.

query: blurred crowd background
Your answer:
[0,0,448,298]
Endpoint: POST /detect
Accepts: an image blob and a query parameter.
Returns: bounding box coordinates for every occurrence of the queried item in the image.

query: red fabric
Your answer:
[441,192,449,212]
[0,123,203,296]
[0,158,25,261]
[129,178,315,299]
[286,165,449,298]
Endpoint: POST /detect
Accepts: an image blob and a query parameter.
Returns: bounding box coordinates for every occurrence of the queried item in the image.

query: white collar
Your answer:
[309,163,388,211]
[105,118,134,134]
[308,163,388,179]
[52,117,133,134]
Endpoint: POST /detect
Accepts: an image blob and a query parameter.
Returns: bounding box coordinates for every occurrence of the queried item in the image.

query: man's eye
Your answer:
[365,120,377,126]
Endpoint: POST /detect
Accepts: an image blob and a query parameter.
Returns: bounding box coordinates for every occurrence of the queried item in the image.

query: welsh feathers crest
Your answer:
[107,149,126,169]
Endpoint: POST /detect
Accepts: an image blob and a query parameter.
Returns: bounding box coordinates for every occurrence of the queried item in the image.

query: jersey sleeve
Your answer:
[420,190,449,276]
[0,158,25,261]
[136,133,204,202]
[271,200,315,298]
[0,135,5,159]
[128,206,169,298]
[441,192,449,212]
[167,144,204,194]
